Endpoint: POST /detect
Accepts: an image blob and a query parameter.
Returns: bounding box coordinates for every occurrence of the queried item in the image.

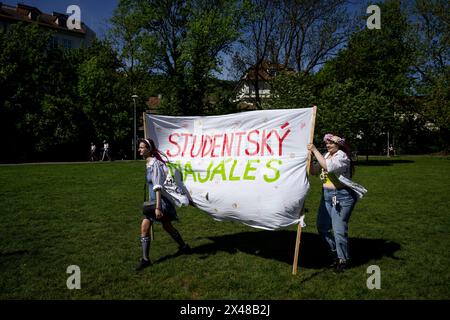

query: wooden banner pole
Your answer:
[292,105,317,275]
[143,112,155,241]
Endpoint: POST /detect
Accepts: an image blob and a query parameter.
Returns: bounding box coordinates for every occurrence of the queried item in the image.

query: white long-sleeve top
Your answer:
[324,150,352,180]
[314,150,367,198]
[312,150,351,189]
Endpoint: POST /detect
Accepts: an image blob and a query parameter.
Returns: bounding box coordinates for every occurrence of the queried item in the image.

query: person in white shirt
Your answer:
[101,140,111,161]
[89,142,97,161]
[308,133,366,273]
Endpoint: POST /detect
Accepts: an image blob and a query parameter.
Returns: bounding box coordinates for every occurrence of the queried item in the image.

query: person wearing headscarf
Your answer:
[308,134,367,273]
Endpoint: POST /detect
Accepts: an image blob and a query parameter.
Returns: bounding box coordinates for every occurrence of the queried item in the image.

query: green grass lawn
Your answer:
[0,156,449,299]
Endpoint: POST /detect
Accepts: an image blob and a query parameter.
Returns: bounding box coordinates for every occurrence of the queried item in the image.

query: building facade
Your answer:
[233,60,294,110]
[0,3,96,48]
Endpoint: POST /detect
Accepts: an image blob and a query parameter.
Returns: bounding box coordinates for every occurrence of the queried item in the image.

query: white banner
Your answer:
[144,108,315,230]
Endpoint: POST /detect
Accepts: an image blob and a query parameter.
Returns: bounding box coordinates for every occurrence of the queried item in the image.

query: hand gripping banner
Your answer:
[144,108,315,231]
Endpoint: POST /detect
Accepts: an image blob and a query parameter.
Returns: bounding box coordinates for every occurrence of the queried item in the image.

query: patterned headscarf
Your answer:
[323,133,345,146]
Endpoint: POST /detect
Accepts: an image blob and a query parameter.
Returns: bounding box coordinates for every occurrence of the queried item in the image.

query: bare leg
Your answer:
[141,218,152,237]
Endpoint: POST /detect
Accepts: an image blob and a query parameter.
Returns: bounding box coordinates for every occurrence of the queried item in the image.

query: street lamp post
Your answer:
[132,94,138,160]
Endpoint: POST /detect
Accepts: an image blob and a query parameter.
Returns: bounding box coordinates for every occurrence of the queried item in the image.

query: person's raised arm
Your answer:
[307,143,327,171]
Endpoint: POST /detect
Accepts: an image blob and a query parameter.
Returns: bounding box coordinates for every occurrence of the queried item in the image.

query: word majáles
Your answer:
[167,159,283,184]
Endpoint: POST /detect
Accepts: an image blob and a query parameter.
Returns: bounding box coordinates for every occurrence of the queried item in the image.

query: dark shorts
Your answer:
[142,196,177,223]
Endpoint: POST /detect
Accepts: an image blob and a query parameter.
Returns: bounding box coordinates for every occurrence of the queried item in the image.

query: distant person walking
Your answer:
[101,140,111,161]
[89,142,97,161]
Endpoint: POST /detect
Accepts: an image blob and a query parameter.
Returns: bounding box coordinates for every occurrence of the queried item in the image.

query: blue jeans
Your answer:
[316,188,357,261]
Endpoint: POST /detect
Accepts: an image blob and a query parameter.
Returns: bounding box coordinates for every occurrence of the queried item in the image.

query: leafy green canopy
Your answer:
[110,0,242,115]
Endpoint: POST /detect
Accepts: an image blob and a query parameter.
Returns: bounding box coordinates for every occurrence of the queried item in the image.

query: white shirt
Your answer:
[324,149,351,180]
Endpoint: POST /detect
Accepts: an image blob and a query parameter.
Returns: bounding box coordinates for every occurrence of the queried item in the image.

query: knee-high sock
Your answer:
[140,236,151,260]
[167,228,186,247]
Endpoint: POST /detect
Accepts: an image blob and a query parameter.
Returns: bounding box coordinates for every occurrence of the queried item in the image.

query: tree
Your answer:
[313,1,415,157]
[232,0,352,108]
[109,0,146,96]
[411,0,450,152]
[317,81,392,159]
[267,71,317,110]
[110,0,242,115]
[0,22,135,162]
[77,40,131,155]
[0,23,84,161]
[231,0,281,108]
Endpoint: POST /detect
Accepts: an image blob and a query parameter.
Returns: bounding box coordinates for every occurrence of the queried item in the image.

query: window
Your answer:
[62,38,72,49]
[51,36,59,48]
[268,68,277,77]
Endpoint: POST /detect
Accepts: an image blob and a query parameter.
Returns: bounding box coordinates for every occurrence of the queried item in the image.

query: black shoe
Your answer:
[175,244,192,255]
[135,258,152,271]
[334,259,348,273]
[328,258,339,269]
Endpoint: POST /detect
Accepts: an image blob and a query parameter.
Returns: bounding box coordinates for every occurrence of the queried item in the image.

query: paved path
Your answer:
[0,160,139,166]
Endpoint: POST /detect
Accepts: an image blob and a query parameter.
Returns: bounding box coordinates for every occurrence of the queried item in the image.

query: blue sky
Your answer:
[4,0,369,37]
[4,0,370,80]
[3,0,118,38]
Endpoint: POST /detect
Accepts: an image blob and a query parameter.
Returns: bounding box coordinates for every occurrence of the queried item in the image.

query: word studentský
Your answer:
[166,122,292,159]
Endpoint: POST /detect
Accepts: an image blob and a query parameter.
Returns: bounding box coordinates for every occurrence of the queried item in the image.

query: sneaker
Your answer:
[135,258,152,271]
[175,244,192,255]
[333,259,348,273]
[325,250,337,267]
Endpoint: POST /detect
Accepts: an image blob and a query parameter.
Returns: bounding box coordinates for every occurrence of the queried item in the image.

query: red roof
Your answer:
[243,60,293,81]
[146,96,161,107]
[0,3,87,36]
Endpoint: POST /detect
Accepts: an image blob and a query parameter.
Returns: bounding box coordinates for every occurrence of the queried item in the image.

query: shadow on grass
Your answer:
[0,250,30,266]
[156,231,401,269]
[0,250,29,258]
[355,159,414,166]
